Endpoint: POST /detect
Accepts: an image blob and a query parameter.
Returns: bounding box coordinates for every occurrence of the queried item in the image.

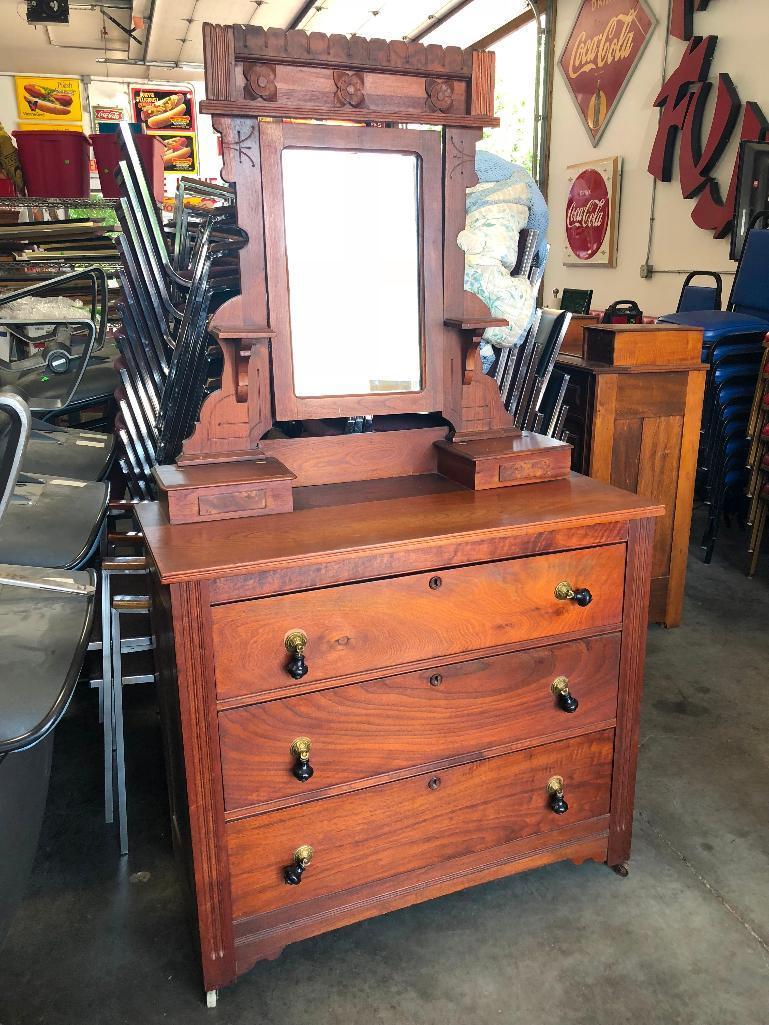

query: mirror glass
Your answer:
[282,148,422,398]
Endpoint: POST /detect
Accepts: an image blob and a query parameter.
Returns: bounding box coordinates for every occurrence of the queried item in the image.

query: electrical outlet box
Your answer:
[640,264,654,279]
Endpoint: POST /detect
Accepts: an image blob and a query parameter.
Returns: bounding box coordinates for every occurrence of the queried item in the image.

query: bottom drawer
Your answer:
[227,729,614,920]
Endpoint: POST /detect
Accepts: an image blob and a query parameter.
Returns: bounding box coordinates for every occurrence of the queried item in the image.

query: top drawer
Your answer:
[211,544,626,701]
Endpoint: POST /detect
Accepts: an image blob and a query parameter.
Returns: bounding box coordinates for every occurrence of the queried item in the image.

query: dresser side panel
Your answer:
[608,516,655,866]
[169,579,237,991]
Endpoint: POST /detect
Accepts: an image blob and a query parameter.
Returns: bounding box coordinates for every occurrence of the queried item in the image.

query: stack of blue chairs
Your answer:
[658,218,769,562]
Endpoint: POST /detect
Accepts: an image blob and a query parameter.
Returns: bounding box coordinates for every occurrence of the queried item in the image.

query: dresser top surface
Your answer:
[137,471,662,585]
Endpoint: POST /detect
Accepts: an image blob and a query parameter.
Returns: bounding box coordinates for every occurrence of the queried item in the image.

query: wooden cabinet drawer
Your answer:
[211,544,626,700]
[226,729,614,920]
[219,633,620,811]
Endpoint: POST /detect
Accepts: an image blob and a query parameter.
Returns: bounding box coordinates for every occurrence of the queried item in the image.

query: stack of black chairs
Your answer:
[493,307,572,438]
[487,229,572,440]
[112,123,244,497]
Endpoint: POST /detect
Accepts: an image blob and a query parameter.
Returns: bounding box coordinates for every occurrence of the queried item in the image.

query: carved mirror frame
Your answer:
[176,25,517,469]
[260,122,444,420]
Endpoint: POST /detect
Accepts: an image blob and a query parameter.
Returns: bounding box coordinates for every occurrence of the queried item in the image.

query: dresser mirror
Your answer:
[260,122,444,421]
[282,147,423,398]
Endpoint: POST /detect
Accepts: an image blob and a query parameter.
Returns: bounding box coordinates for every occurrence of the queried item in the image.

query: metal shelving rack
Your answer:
[0,196,120,279]
[0,196,119,210]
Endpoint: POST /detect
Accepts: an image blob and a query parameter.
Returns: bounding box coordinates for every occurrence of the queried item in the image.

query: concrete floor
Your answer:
[2,511,768,1025]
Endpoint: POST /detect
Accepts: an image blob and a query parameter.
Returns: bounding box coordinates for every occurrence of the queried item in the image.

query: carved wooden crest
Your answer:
[244,62,277,101]
[333,70,365,108]
[425,77,454,113]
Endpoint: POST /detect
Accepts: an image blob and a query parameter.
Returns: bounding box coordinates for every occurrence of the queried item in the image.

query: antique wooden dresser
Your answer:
[137,24,662,1004]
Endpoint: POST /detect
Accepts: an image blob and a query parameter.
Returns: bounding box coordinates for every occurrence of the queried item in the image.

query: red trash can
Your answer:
[12,130,90,198]
[90,132,165,202]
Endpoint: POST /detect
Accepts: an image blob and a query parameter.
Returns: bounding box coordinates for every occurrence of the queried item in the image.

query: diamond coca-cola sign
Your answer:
[559,0,657,146]
[564,157,622,267]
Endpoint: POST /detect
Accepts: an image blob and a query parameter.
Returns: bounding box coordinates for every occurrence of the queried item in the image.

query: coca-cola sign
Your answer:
[564,158,622,266]
[559,0,657,146]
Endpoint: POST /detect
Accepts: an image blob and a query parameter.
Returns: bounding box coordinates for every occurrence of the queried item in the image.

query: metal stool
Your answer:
[109,591,153,856]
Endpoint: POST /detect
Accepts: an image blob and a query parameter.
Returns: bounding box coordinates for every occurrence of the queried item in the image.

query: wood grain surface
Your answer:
[211,544,626,699]
[136,472,662,585]
[227,730,614,919]
[218,633,621,810]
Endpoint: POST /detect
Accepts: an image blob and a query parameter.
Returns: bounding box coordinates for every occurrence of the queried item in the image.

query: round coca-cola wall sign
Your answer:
[565,168,609,261]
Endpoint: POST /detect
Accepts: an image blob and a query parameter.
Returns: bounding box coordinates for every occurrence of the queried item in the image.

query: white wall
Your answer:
[544,0,769,316]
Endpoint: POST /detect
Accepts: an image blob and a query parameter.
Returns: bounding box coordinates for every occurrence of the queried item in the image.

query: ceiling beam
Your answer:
[470,8,535,51]
[410,0,476,42]
[288,1,318,31]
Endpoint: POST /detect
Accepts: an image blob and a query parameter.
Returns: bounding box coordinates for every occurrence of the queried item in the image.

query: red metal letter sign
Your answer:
[647,36,716,182]
[691,102,769,237]
[648,34,769,239]
[670,0,719,42]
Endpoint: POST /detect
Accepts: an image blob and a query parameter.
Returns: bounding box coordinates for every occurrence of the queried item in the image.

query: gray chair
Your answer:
[0,388,108,570]
[0,565,95,946]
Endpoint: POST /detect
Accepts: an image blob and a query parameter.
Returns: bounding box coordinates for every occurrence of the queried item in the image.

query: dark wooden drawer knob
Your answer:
[284,844,313,884]
[554,581,593,607]
[547,775,568,814]
[284,629,308,679]
[551,675,579,713]
[290,737,314,781]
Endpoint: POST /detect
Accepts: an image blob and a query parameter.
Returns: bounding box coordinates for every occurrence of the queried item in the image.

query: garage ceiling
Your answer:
[0,0,532,76]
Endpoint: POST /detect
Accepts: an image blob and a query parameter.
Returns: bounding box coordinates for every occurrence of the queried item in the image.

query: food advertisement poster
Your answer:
[15,75,83,124]
[130,86,195,133]
[558,0,656,146]
[15,122,82,132]
[564,156,622,267]
[155,133,198,174]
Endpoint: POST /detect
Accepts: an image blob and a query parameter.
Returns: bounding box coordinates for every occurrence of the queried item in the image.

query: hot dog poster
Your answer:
[15,76,83,124]
[130,87,195,133]
[153,132,198,174]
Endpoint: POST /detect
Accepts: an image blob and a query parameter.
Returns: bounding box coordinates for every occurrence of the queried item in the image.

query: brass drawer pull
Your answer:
[290,737,314,782]
[284,629,309,679]
[551,675,579,713]
[547,775,568,814]
[284,844,313,885]
[554,581,593,607]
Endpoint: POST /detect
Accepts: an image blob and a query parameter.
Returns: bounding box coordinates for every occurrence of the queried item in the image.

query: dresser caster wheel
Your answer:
[611,862,629,878]
[206,990,218,1009]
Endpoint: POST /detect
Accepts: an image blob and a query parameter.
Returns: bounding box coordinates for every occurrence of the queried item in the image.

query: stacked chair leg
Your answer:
[696,338,765,562]
[746,341,769,575]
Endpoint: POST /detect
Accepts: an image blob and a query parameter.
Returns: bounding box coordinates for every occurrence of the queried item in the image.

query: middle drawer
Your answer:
[219,633,621,812]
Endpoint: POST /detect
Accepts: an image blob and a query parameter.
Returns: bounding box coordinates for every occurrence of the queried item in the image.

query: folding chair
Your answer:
[0,564,95,944]
[0,388,108,570]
